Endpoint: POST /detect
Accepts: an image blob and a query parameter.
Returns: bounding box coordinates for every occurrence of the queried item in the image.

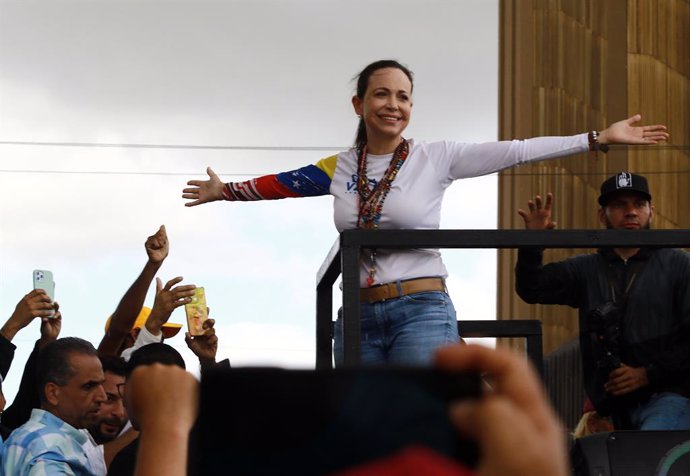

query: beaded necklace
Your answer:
[356,138,409,286]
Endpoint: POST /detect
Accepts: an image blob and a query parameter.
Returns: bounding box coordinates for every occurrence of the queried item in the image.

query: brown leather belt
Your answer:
[360,277,447,303]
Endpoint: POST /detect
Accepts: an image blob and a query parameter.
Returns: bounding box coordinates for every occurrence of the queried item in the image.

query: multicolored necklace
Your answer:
[356,138,409,286]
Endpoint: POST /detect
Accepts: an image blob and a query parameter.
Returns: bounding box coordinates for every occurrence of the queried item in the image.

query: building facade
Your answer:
[498,0,690,354]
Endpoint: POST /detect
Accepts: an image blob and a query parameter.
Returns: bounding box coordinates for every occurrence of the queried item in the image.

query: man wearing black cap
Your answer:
[515,172,690,430]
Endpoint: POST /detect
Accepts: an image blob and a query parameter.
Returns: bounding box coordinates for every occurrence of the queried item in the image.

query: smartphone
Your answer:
[33,269,55,317]
[185,287,208,336]
[196,367,481,475]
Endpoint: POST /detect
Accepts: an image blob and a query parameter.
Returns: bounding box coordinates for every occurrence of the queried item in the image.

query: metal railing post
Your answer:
[315,237,342,369]
[341,242,361,366]
[315,282,333,369]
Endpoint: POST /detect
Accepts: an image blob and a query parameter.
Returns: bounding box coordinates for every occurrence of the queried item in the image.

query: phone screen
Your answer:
[195,367,481,475]
[185,287,208,336]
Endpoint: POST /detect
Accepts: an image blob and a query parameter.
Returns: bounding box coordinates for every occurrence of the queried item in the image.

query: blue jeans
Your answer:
[628,392,690,430]
[333,291,460,367]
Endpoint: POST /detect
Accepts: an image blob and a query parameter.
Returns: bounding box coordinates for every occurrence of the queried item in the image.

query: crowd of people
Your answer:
[0,226,226,475]
[0,230,569,475]
[0,58,681,475]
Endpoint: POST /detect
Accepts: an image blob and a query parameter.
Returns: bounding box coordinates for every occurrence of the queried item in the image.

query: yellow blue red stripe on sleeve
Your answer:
[222,155,337,201]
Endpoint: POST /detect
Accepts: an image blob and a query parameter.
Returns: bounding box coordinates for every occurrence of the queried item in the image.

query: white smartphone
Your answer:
[33,269,55,316]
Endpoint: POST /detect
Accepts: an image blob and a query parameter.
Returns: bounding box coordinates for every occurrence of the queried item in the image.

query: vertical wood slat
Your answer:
[628,0,690,229]
[498,0,689,355]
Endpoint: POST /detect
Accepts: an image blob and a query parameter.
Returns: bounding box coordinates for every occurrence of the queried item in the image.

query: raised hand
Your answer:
[598,114,669,145]
[146,277,196,335]
[127,363,199,431]
[436,344,568,476]
[517,193,557,230]
[126,363,199,476]
[145,225,169,265]
[39,306,62,349]
[1,289,55,341]
[185,317,218,366]
[182,167,224,207]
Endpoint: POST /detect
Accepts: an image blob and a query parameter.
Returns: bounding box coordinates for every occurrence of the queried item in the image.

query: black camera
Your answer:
[588,302,623,374]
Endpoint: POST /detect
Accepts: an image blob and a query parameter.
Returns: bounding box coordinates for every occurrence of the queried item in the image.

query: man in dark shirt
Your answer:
[515,172,690,430]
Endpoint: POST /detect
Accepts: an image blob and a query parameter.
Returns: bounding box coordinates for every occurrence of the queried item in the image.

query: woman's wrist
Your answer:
[588,130,610,152]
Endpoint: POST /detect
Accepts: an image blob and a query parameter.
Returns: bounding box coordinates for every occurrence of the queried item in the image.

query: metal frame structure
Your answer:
[316,229,690,369]
[458,319,544,376]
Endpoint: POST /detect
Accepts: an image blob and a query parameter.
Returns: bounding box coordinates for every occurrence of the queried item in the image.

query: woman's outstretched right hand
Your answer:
[182,167,224,206]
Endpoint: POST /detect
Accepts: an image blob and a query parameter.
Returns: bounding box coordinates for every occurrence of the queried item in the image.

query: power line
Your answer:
[0,139,688,151]
[496,170,690,178]
[3,169,690,178]
[0,169,257,177]
[0,139,688,177]
[0,140,347,151]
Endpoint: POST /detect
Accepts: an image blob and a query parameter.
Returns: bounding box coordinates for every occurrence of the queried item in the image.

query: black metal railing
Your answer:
[458,320,544,376]
[315,229,690,368]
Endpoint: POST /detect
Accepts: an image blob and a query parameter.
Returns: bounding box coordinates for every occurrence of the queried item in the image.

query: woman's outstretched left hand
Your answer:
[598,114,669,145]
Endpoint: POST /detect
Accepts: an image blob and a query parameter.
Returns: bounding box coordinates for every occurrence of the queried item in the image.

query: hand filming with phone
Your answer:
[185,287,208,336]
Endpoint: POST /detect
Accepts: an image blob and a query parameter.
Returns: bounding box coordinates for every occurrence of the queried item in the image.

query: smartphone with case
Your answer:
[185,287,208,336]
[33,269,55,317]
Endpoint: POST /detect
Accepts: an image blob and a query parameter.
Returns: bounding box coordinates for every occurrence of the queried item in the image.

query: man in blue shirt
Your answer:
[1,337,106,475]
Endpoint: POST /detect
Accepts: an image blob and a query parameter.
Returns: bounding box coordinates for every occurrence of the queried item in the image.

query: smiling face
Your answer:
[352,67,413,153]
[598,192,654,230]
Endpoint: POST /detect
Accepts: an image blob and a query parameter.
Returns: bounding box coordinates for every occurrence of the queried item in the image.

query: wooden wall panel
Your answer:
[498,0,689,354]
[628,0,690,228]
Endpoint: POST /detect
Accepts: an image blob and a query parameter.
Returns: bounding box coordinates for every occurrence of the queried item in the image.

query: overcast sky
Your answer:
[0,0,499,401]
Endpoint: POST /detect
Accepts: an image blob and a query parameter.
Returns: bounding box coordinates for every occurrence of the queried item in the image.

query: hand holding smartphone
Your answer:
[185,287,208,336]
[33,269,56,317]
[198,367,482,475]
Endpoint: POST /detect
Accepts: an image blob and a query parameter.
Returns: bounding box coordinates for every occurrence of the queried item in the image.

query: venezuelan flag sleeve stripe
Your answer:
[222,155,338,201]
